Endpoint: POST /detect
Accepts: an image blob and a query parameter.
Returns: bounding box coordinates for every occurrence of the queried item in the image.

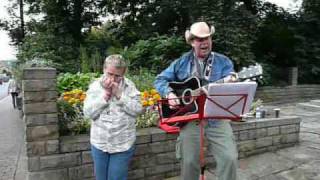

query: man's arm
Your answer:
[221,57,236,82]
[154,59,183,108]
[153,60,180,97]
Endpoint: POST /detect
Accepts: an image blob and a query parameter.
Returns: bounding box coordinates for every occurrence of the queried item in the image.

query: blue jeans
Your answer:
[91,145,135,180]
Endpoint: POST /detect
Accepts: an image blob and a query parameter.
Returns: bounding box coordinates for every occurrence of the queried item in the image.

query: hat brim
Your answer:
[185,26,215,44]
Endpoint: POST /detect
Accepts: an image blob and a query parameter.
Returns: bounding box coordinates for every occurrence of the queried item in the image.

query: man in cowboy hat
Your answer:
[154,22,238,180]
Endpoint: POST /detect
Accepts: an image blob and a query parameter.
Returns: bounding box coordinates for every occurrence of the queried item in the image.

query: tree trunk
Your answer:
[19,0,25,40]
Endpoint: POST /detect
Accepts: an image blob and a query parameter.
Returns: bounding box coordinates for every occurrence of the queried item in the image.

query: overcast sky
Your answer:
[0,0,302,61]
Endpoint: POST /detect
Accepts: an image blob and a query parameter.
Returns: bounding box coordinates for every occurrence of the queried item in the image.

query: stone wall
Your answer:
[22,68,302,180]
[22,68,64,180]
[256,84,320,105]
[55,117,301,180]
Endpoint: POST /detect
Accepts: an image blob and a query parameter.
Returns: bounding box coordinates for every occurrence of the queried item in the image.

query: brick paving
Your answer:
[166,102,320,180]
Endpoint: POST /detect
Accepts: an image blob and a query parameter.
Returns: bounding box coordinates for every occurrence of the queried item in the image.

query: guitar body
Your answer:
[161,77,201,118]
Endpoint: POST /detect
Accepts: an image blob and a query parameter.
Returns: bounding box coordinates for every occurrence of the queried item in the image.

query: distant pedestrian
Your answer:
[8,78,19,108]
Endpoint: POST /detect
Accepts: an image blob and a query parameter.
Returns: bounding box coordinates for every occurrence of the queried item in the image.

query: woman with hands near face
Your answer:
[83,54,143,180]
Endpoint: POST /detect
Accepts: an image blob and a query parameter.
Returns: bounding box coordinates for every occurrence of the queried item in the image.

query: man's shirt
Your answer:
[154,50,234,126]
[154,51,234,97]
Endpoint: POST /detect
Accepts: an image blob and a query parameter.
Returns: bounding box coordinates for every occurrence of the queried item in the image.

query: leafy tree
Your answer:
[116,35,189,73]
[0,0,25,45]
[296,0,320,83]
[80,45,90,73]
[253,3,299,67]
[99,0,259,70]
[6,0,104,72]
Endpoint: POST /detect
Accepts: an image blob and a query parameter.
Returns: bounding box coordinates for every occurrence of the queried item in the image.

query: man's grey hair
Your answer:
[103,54,127,69]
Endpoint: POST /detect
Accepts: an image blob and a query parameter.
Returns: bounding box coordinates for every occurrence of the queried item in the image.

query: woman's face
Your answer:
[103,65,125,83]
[191,36,212,59]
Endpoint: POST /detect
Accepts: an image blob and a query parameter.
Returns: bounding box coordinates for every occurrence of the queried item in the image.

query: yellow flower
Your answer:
[61,89,86,105]
[79,94,86,101]
[142,100,149,107]
[153,94,161,101]
[63,96,70,101]
[150,89,158,95]
[142,91,149,98]
[74,99,80,104]
[148,100,155,106]
[140,89,162,107]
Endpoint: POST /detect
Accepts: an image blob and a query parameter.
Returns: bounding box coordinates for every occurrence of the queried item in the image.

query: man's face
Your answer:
[191,36,212,59]
[103,65,125,83]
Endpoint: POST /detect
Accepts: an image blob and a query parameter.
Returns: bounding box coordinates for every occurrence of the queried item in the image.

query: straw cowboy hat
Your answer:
[185,22,215,44]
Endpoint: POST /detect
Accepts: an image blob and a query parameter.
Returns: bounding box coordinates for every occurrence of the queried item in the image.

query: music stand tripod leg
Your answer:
[200,119,206,180]
[198,94,206,180]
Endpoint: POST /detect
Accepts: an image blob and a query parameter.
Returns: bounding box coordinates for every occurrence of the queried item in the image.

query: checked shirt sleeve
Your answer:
[115,79,144,117]
[83,80,109,121]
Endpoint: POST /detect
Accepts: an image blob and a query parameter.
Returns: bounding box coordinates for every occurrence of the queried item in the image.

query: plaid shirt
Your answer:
[83,77,143,153]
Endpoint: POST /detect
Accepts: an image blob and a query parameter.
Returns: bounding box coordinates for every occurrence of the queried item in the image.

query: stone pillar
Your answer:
[288,67,298,86]
[22,68,60,179]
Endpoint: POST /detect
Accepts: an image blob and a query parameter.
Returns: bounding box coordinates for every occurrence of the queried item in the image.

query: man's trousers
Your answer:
[177,120,238,180]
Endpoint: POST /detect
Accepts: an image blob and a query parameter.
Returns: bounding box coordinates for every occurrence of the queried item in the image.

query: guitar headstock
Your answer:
[237,63,263,81]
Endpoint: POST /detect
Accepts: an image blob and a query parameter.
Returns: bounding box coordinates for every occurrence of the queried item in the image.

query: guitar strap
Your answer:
[204,52,214,83]
[192,52,215,86]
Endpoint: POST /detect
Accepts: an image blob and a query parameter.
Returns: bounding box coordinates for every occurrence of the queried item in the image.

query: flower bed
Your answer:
[57,70,160,135]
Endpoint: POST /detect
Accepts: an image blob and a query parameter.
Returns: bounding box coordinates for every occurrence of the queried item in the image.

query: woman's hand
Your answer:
[111,81,122,100]
[103,77,113,101]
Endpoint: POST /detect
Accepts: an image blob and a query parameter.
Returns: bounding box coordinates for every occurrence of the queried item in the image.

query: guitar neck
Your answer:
[192,75,247,96]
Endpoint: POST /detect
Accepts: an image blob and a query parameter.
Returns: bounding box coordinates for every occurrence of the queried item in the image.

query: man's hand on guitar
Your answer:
[167,92,180,109]
[224,73,238,83]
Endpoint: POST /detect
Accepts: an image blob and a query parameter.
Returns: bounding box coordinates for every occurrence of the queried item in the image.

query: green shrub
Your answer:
[136,108,159,129]
[126,68,157,92]
[115,35,189,73]
[57,72,100,95]
[57,99,90,135]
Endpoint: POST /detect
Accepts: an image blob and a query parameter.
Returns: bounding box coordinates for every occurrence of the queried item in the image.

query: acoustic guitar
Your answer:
[160,64,263,118]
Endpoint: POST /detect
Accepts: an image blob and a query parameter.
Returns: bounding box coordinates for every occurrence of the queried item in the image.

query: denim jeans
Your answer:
[91,145,135,180]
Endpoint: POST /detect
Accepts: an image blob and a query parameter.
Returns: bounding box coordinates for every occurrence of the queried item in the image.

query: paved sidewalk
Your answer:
[166,104,320,180]
[0,96,27,180]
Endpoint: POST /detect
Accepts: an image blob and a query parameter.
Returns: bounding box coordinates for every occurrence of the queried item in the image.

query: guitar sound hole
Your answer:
[182,89,193,105]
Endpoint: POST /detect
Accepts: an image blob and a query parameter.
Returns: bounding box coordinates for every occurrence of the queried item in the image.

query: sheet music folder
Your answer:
[204,82,257,120]
[159,82,257,124]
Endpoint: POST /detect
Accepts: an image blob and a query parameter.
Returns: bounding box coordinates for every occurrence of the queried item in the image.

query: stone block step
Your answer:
[297,103,320,111]
[310,100,320,106]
